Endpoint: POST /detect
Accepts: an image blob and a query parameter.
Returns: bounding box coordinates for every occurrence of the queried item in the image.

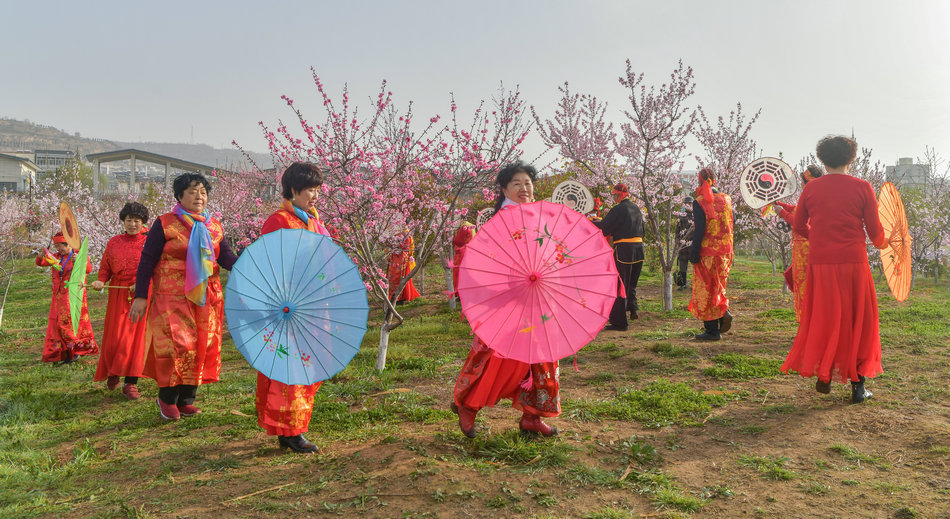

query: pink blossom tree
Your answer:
[535,60,699,311]
[236,70,531,370]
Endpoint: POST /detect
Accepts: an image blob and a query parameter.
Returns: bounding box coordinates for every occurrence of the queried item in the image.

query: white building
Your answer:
[885,157,930,188]
[0,153,38,193]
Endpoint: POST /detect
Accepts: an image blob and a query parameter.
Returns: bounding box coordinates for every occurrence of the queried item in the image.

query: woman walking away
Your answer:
[780,136,887,403]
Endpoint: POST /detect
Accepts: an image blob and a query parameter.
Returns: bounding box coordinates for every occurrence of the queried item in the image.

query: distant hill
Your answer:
[0,117,272,169]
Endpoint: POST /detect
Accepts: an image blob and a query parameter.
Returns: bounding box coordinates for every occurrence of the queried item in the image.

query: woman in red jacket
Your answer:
[254,162,330,454]
[92,202,151,399]
[780,136,887,403]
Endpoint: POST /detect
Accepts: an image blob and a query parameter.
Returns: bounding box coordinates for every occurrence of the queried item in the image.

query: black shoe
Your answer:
[278,434,318,453]
[851,376,872,404]
[719,311,733,334]
[815,379,831,394]
[629,311,639,320]
[694,331,721,341]
[603,324,628,332]
[58,352,77,366]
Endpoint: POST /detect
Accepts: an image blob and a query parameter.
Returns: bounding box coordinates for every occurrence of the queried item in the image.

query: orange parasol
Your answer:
[58,202,81,250]
[877,182,912,302]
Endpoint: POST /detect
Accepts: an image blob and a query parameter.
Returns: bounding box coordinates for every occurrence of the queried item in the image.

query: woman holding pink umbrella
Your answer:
[452,162,561,438]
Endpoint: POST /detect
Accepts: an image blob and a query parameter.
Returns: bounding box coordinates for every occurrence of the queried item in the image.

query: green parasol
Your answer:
[65,238,89,336]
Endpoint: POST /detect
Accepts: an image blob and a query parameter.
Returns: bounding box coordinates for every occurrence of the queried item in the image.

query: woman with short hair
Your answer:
[129,173,238,420]
[780,136,887,403]
[92,201,151,399]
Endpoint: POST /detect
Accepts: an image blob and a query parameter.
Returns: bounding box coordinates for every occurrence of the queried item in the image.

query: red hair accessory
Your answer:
[52,232,67,245]
[696,168,717,219]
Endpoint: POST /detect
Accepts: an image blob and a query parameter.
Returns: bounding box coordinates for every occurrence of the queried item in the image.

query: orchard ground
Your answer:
[1,256,948,518]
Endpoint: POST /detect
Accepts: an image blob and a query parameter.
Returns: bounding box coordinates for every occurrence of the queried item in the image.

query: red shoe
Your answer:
[177,404,202,417]
[519,413,557,438]
[107,375,121,390]
[457,405,477,438]
[157,398,180,420]
[122,383,140,400]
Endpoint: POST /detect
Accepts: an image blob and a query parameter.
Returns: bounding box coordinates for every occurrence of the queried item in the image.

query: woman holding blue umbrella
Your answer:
[253,162,331,454]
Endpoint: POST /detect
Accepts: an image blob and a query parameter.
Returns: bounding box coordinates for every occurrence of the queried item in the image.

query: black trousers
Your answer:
[158,385,198,406]
[676,253,689,287]
[608,242,645,327]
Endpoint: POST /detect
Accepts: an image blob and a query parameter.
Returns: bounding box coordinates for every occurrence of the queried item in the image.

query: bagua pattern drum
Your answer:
[550,180,594,215]
[475,207,495,229]
[739,157,798,209]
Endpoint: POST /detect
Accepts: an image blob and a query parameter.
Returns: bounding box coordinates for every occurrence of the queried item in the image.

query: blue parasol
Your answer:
[224,228,369,385]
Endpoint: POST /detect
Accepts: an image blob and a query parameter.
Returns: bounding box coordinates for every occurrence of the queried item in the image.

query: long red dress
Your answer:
[688,191,734,321]
[142,213,226,387]
[254,206,327,436]
[387,235,421,302]
[781,174,886,383]
[453,201,560,418]
[36,250,98,362]
[93,231,149,381]
[776,201,810,322]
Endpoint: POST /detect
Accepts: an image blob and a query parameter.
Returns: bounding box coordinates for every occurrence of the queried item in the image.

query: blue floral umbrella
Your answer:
[224,229,369,385]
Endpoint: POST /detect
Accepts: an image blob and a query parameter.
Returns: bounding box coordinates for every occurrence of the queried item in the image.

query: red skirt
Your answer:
[453,338,560,417]
[94,287,147,380]
[256,373,322,436]
[688,254,734,321]
[42,287,98,362]
[781,262,883,383]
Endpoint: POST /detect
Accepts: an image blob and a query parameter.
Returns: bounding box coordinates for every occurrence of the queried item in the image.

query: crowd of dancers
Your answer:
[36,135,885,451]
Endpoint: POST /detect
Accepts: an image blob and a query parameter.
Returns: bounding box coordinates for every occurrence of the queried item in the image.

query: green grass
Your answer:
[828,443,889,469]
[650,341,698,358]
[702,353,782,379]
[737,455,797,481]
[563,379,728,427]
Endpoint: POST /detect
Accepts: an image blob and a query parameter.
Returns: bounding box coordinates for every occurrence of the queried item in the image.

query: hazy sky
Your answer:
[3,0,948,170]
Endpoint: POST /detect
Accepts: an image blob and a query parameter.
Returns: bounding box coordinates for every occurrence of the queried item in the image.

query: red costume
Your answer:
[688,188,734,321]
[142,213,226,387]
[93,231,149,382]
[776,201,809,322]
[254,204,327,437]
[36,245,98,362]
[387,234,421,302]
[781,174,886,383]
[453,200,560,433]
[451,222,476,297]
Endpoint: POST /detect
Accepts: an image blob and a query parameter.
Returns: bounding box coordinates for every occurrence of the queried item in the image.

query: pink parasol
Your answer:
[457,201,618,364]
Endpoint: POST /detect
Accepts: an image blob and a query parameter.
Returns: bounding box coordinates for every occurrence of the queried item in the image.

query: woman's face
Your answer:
[179,181,208,213]
[123,216,144,235]
[54,242,70,255]
[292,186,320,211]
[502,172,534,204]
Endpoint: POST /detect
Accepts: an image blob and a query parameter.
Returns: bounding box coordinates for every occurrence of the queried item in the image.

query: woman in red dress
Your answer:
[35,232,98,364]
[254,162,330,454]
[450,221,476,299]
[453,162,560,438]
[774,165,823,322]
[780,136,887,403]
[91,202,150,399]
[129,173,239,420]
[387,232,421,304]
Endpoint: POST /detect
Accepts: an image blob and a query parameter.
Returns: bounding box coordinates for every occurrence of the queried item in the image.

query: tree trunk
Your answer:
[375,305,402,371]
[935,255,940,287]
[444,267,456,309]
[662,268,673,311]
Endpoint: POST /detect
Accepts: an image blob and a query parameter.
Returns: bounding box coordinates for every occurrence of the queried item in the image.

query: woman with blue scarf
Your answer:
[129,173,238,421]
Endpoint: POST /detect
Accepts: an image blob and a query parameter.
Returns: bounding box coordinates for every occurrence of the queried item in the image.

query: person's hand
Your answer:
[128,297,148,322]
[90,280,105,291]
